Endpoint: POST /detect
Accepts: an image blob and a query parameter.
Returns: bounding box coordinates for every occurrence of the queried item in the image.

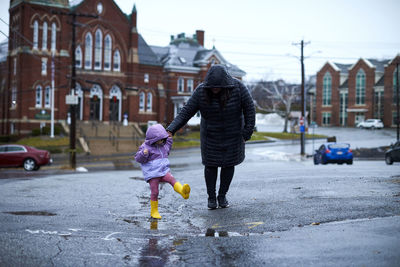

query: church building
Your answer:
[0,0,245,136]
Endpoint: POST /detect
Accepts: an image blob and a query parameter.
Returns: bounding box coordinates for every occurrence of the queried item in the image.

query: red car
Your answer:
[0,144,52,171]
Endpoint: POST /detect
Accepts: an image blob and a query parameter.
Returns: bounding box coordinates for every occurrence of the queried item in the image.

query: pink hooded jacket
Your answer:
[134,124,172,182]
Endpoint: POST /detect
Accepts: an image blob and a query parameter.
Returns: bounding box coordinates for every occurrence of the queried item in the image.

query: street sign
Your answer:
[66,95,78,105]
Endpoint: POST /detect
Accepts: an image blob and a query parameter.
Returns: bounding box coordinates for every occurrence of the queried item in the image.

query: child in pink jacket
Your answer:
[135,124,190,219]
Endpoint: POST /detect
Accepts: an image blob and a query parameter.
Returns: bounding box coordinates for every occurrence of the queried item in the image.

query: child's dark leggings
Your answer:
[204,166,235,199]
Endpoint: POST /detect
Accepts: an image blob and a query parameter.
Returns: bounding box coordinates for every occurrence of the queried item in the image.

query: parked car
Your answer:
[356,119,384,129]
[314,142,353,165]
[0,144,52,171]
[385,141,400,165]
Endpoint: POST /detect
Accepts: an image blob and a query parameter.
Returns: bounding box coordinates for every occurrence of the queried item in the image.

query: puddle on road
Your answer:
[130,177,144,181]
[3,211,57,216]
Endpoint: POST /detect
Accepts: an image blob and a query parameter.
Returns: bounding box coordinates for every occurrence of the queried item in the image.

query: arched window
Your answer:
[94,29,102,70]
[146,92,152,112]
[42,22,48,50]
[75,46,82,68]
[104,35,112,70]
[322,72,331,106]
[33,20,38,49]
[84,33,92,69]
[178,77,184,92]
[393,66,399,104]
[139,92,145,111]
[113,49,120,71]
[187,79,194,92]
[45,86,51,108]
[356,69,366,105]
[51,22,56,52]
[35,85,42,107]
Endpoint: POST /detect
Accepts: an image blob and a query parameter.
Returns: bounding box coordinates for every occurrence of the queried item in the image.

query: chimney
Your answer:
[196,30,204,47]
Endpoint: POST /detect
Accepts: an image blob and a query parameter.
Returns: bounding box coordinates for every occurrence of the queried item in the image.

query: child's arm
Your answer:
[135,145,150,163]
[165,136,173,154]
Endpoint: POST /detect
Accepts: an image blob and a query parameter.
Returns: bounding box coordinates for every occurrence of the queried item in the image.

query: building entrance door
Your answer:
[355,112,365,125]
[109,98,119,122]
[90,97,100,120]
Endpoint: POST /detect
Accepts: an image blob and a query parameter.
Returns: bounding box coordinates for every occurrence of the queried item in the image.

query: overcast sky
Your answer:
[1,0,399,83]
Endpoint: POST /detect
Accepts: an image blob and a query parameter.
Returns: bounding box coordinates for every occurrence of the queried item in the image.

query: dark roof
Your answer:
[368,59,390,72]
[339,79,348,89]
[333,63,352,74]
[138,35,161,66]
[375,75,385,86]
[12,0,68,9]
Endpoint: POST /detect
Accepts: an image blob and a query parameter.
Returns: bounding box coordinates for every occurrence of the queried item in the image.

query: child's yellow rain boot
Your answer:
[174,182,190,199]
[150,200,162,219]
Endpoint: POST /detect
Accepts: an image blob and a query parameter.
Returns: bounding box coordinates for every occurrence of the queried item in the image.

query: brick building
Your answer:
[315,55,400,127]
[0,0,245,136]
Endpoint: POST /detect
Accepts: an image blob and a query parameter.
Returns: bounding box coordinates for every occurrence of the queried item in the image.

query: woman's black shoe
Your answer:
[217,195,229,208]
[208,198,217,210]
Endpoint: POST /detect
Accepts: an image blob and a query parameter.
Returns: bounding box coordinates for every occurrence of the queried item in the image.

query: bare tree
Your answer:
[252,80,299,133]
[250,81,282,113]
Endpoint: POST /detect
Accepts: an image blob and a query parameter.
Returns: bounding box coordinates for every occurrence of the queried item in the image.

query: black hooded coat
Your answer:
[166,65,255,167]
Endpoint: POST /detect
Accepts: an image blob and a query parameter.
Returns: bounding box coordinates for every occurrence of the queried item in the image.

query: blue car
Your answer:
[314,142,353,165]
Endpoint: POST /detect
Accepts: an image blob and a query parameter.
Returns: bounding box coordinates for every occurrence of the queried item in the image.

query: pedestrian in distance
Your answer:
[135,124,190,219]
[166,64,255,210]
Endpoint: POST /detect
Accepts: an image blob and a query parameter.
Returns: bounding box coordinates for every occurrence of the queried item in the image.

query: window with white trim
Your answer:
[51,22,56,52]
[11,86,17,108]
[41,58,47,76]
[139,91,145,111]
[33,20,38,49]
[144,73,149,83]
[75,46,82,68]
[35,85,42,107]
[94,29,102,70]
[322,72,331,106]
[322,112,331,126]
[84,32,92,69]
[13,58,16,75]
[356,69,366,105]
[393,66,399,104]
[187,79,193,92]
[146,92,152,112]
[45,86,51,108]
[178,77,184,92]
[104,35,111,70]
[42,22,47,50]
[113,49,120,71]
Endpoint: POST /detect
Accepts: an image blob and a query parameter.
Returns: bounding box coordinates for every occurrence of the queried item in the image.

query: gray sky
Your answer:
[1,0,399,83]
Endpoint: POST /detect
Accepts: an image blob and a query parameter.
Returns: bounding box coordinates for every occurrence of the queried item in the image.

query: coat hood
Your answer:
[145,124,169,145]
[203,64,235,89]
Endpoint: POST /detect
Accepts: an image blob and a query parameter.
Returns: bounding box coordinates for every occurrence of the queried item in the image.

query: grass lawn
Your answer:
[9,136,79,154]
[172,130,327,148]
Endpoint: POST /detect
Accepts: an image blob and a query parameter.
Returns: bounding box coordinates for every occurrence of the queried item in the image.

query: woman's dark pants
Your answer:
[204,166,235,199]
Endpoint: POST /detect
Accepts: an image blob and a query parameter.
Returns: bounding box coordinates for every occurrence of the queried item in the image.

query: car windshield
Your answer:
[328,143,350,149]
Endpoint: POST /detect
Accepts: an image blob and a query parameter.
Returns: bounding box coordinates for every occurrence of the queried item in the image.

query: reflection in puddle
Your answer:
[150,220,158,230]
[205,228,229,237]
[4,211,57,216]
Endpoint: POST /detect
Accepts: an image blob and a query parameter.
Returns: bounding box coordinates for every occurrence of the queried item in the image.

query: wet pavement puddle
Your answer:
[3,211,57,216]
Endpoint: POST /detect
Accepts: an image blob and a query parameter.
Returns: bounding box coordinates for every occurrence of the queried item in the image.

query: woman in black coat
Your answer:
[166,64,255,209]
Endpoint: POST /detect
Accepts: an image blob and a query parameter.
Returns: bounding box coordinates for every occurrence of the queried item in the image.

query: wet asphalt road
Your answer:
[0,142,400,266]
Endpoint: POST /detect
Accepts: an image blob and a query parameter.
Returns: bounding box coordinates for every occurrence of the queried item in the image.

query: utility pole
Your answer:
[52,10,97,169]
[50,52,55,138]
[396,62,399,141]
[293,40,310,156]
